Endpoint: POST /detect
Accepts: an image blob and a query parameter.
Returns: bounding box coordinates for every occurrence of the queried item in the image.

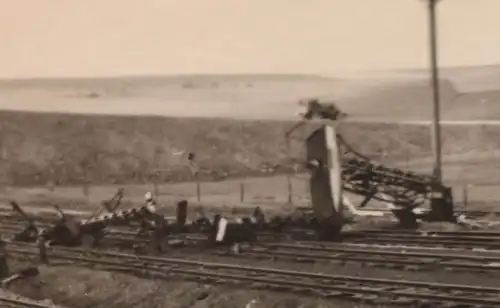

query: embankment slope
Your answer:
[0,110,498,186]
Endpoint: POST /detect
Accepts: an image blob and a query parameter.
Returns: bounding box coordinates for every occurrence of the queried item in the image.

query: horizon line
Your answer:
[1,62,499,82]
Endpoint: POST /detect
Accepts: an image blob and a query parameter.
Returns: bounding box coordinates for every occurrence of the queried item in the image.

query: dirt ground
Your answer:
[7,266,378,308]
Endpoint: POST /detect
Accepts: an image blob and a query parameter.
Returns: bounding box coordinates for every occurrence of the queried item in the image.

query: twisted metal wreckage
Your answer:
[2,100,468,254]
[0,101,494,308]
[291,99,457,235]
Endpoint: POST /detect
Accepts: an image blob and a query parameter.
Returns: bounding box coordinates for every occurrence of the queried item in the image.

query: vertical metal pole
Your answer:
[428,0,443,183]
[153,148,161,199]
[462,184,468,210]
[240,181,244,203]
[287,174,293,204]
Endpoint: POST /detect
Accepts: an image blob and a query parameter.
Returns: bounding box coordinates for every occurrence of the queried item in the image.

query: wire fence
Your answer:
[458,183,500,210]
[2,146,500,212]
[3,171,499,214]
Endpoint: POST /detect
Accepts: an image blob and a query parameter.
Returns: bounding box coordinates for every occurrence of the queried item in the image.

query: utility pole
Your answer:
[423,0,454,221]
[427,0,443,183]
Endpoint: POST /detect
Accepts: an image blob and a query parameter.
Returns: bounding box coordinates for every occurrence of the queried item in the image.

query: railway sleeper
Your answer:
[314,290,344,298]
[368,263,421,271]
[372,297,419,305]
[439,261,499,272]
[349,293,381,301]
[369,286,411,293]
[344,292,415,305]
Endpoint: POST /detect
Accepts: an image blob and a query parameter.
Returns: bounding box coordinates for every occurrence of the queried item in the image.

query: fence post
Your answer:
[187,152,201,202]
[83,184,90,207]
[153,147,162,200]
[82,176,90,204]
[47,181,55,192]
[287,174,292,204]
[48,169,55,192]
[240,181,245,203]
[462,184,468,210]
[82,182,89,197]
[153,172,160,199]
[196,177,201,202]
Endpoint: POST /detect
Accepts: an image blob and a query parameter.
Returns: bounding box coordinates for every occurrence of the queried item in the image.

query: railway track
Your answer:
[217,242,500,272]
[5,221,500,274]
[6,242,500,307]
[349,229,500,236]
[4,207,500,249]
[0,294,62,308]
[3,218,500,251]
[347,229,500,238]
[342,231,500,250]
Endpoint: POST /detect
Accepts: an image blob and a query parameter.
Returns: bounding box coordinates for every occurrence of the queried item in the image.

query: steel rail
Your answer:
[218,242,500,272]
[348,229,500,237]
[2,206,500,225]
[0,295,63,308]
[6,222,500,273]
[344,233,500,249]
[2,205,500,219]
[344,232,500,242]
[3,207,500,239]
[6,243,500,307]
[4,212,500,252]
[10,215,498,242]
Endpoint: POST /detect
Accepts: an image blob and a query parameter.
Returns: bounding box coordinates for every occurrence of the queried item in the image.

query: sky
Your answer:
[1,0,499,78]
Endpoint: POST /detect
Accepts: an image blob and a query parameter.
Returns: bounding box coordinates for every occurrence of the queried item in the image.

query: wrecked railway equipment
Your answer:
[6,191,275,250]
[8,191,180,248]
[6,126,461,249]
[297,98,348,121]
[289,117,458,237]
[305,125,344,240]
[9,201,39,242]
[4,120,464,249]
[340,145,455,224]
[6,198,322,250]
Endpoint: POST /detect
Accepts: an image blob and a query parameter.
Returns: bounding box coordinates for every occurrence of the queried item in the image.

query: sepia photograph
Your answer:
[1,0,500,307]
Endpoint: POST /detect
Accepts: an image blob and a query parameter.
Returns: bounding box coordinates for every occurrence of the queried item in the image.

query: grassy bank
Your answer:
[0,110,497,186]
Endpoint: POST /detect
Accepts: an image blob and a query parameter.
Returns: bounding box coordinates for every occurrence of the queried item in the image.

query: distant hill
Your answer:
[1,66,500,120]
[0,74,334,89]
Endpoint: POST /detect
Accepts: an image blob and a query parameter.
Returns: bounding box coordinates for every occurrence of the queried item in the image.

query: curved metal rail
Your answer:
[334,133,446,209]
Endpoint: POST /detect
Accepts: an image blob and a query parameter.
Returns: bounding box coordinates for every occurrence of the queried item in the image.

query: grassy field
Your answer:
[2,109,500,187]
[3,169,500,218]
